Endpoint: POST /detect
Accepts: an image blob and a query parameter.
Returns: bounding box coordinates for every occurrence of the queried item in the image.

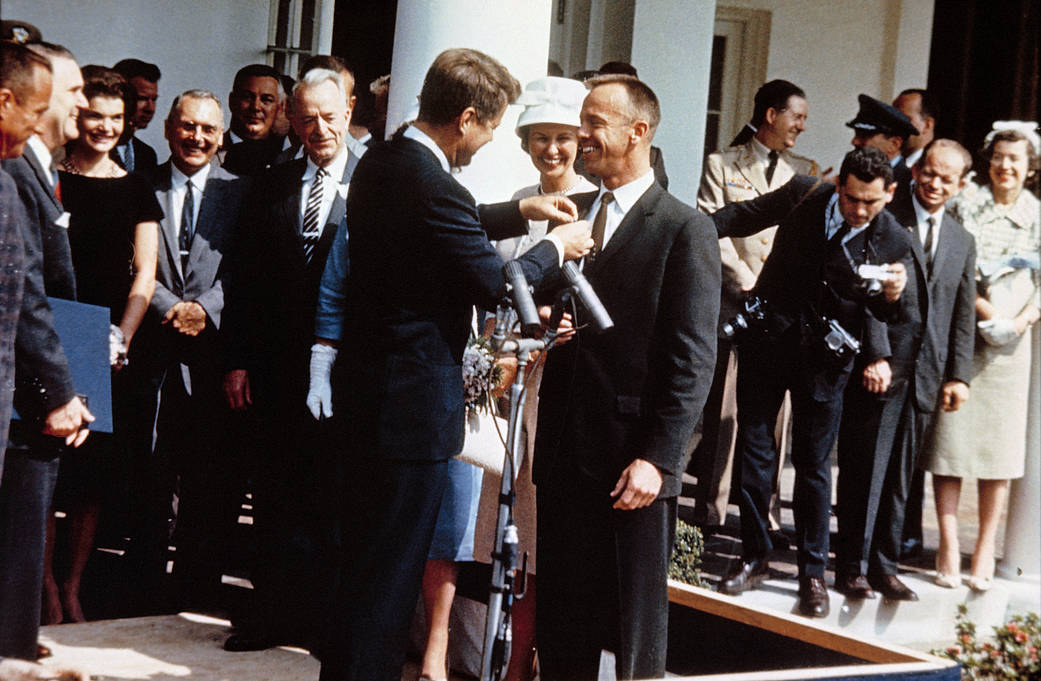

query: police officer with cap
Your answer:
[848,93,919,210]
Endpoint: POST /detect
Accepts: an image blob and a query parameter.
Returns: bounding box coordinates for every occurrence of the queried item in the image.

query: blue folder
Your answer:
[12,298,113,433]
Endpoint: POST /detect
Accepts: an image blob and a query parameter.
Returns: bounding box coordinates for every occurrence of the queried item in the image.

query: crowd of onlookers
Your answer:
[1,16,1038,681]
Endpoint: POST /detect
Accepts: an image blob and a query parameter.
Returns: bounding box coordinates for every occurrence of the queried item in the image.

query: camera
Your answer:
[816,317,860,366]
[721,295,768,341]
[855,263,893,298]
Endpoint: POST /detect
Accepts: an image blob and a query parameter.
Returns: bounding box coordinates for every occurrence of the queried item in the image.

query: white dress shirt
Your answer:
[26,136,56,187]
[824,193,869,245]
[299,147,350,235]
[586,169,656,252]
[169,163,211,243]
[911,193,945,262]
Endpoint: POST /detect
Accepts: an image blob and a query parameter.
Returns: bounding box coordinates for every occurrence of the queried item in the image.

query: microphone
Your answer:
[562,261,613,333]
[503,260,542,337]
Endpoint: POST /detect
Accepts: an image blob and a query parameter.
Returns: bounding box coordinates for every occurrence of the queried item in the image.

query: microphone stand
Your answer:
[480,303,557,681]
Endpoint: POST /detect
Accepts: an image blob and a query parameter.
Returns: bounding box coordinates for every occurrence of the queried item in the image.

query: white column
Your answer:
[386,0,553,202]
[316,0,336,54]
[630,0,717,206]
[999,328,1041,580]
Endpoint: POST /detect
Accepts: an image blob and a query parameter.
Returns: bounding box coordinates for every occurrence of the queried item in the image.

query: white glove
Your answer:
[109,324,128,368]
[306,343,338,419]
[978,318,1019,347]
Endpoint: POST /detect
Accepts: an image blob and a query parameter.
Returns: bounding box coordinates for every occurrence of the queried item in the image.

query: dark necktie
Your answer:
[923,216,935,276]
[302,167,327,263]
[765,150,779,186]
[179,180,195,271]
[589,191,614,263]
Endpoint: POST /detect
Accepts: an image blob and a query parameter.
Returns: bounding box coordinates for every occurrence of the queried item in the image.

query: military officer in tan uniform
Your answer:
[692,79,819,530]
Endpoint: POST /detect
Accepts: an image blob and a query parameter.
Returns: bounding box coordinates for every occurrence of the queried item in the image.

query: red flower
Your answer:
[1016,631,1028,643]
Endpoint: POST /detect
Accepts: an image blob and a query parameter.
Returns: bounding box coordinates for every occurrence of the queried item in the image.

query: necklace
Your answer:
[60,156,122,178]
[538,180,579,196]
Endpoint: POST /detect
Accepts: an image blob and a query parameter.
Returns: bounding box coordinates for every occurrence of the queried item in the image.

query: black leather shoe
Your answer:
[835,573,877,599]
[868,573,919,601]
[718,558,769,595]
[797,577,830,618]
[224,632,283,652]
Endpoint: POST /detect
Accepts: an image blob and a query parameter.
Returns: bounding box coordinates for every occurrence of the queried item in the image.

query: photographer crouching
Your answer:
[712,147,911,618]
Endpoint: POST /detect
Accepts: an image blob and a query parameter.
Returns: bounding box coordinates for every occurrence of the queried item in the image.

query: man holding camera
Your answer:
[713,147,911,618]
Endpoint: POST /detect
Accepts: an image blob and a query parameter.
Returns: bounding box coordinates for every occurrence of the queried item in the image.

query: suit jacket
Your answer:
[0,149,77,423]
[223,151,359,404]
[712,175,914,400]
[1,146,76,300]
[219,131,288,177]
[335,133,557,463]
[0,170,26,467]
[140,162,249,375]
[698,142,820,311]
[533,183,721,498]
[112,135,159,185]
[887,194,976,411]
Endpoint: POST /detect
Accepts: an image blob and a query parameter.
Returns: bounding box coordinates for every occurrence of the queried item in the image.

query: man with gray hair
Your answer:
[124,90,251,610]
[221,67,364,652]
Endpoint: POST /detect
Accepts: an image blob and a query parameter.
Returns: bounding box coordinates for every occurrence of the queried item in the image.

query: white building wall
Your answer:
[632,0,717,206]
[714,0,934,173]
[5,0,272,159]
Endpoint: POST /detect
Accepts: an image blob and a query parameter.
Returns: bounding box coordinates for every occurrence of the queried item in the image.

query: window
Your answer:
[268,0,320,76]
[702,7,771,158]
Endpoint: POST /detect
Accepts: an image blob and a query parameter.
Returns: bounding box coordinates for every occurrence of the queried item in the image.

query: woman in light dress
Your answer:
[923,122,1040,591]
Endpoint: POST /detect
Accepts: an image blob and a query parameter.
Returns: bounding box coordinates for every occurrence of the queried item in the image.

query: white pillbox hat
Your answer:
[515,76,589,137]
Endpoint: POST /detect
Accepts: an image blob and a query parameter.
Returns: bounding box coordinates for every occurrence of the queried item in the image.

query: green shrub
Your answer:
[933,604,1040,680]
[669,520,705,587]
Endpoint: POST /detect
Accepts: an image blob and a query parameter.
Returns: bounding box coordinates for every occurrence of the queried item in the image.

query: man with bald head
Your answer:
[125,90,251,609]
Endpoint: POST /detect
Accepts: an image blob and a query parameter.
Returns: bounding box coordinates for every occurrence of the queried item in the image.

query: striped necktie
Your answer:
[589,192,614,263]
[302,167,327,263]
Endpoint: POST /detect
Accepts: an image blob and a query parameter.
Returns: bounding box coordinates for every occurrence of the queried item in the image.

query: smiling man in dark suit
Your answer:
[125,90,250,611]
[221,66,366,653]
[533,74,720,681]
[112,58,161,184]
[316,48,592,681]
[0,41,95,660]
[835,139,976,601]
[713,147,911,618]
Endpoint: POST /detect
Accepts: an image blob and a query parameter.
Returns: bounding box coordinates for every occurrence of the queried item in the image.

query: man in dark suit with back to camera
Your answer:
[127,90,251,609]
[834,139,976,601]
[0,40,96,661]
[714,147,911,618]
[532,74,720,681]
[112,58,161,184]
[221,66,366,652]
[316,48,592,681]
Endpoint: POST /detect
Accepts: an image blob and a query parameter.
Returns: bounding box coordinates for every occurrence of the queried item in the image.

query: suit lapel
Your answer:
[154,164,184,286]
[586,183,663,276]
[25,146,62,212]
[186,173,226,284]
